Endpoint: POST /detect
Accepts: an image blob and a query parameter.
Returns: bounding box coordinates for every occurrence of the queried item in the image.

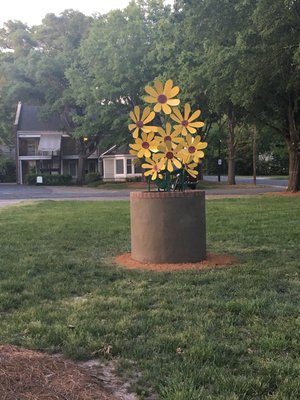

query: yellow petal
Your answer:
[187,126,197,134]
[132,127,140,138]
[154,80,164,94]
[130,111,137,122]
[173,137,182,144]
[157,127,165,136]
[165,140,172,151]
[148,132,155,141]
[143,110,155,124]
[154,103,162,113]
[142,163,152,169]
[196,150,205,158]
[167,160,173,172]
[137,149,144,158]
[197,141,208,149]
[144,149,151,158]
[193,135,200,145]
[165,122,172,135]
[140,106,150,121]
[146,158,155,165]
[144,169,153,176]
[170,113,181,124]
[141,131,148,141]
[128,123,136,131]
[142,125,158,133]
[184,103,191,120]
[162,103,172,114]
[168,86,180,98]
[144,85,158,98]
[173,125,183,134]
[151,171,157,180]
[189,109,201,122]
[188,169,198,178]
[189,121,205,128]
[144,96,157,103]
[130,143,140,150]
[163,79,173,94]
[173,158,182,169]
[134,106,140,121]
[158,144,166,153]
[167,99,180,106]
[172,107,183,121]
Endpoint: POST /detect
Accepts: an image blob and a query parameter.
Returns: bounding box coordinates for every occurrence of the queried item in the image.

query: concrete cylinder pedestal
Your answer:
[130,191,206,264]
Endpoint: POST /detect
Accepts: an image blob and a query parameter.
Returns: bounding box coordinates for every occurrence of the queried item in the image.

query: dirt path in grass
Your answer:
[0,345,139,400]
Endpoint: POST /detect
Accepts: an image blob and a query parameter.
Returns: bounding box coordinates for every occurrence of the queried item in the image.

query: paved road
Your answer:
[0,181,287,209]
[204,175,288,187]
[0,184,131,200]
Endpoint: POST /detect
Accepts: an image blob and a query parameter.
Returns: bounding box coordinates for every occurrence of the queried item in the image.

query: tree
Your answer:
[66,0,171,183]
[233,0,300,191]
[170,0,253,184]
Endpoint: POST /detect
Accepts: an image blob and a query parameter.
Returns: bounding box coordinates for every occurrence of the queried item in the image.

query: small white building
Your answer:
[100,144,143,182]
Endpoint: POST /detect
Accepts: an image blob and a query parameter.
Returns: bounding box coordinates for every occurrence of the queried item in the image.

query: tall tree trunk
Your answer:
[287,96,300,192]
[227,108,236,185]
[77,153,86,185]
[252,125,257,185]
[287,140,300,192]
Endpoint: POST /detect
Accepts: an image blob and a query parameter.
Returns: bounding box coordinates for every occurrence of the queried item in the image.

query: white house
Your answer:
[100,144,143,182]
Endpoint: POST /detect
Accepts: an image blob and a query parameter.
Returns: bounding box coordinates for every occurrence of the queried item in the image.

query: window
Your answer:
[126,159,132,174]
[116,159,124,174]
[69,161,77,177]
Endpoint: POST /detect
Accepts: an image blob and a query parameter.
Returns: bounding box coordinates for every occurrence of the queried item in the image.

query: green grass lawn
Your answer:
[0,197,299,399]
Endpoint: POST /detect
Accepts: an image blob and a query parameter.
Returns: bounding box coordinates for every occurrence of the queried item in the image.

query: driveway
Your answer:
[0,182,287,208]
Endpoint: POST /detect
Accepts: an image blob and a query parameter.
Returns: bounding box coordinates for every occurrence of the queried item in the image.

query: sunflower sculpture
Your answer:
[129,79,208,191]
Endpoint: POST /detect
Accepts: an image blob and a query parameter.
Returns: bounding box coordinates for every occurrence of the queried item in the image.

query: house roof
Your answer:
[14,102,65,132]
[103,143,131,156]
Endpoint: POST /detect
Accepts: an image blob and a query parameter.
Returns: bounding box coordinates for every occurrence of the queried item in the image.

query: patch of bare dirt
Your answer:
[115,253,237,272]
[0,345,138,400]
[264,191,300,197]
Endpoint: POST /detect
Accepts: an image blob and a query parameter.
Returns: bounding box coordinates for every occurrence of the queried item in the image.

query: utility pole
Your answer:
[218,139,222,182]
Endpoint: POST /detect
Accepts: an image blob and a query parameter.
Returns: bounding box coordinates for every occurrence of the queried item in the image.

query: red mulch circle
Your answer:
[115,253,237,271]
[0,345,117,400]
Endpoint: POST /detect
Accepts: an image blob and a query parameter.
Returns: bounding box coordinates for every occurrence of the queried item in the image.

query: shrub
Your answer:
[85,172,102,184]
[26,173,72,185]
[126,176,142,182]
[0,158,16,182]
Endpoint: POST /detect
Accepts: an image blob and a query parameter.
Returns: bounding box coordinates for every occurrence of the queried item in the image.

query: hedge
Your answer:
[26,173,72,185]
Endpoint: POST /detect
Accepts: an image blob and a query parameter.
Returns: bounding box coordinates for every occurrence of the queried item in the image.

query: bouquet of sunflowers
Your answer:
[129,79,208,191]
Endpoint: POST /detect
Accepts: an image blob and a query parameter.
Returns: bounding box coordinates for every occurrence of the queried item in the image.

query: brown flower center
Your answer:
[188,146,196,154]
[153,165,159,171]
[142,142,150,149]
[136,120,144,128]
[181,120,189,127]
[164,136,172,142]
[166,151,174,160]
[157,94,167,104]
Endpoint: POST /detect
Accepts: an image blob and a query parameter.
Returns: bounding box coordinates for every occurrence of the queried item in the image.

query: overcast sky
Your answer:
[1,0,173,28]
